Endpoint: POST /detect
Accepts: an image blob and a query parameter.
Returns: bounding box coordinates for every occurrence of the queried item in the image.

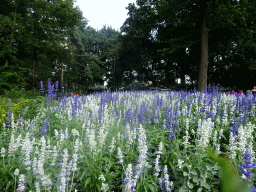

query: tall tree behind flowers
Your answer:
[0,0,85,93]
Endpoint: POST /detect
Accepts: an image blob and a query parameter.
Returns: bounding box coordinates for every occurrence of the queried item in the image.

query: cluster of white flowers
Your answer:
[109,137,116,153]
[8,133,21,157]
[133,124,150,184]
[117,147,124,164]
[237,126,247,156]
[221,109,229,126]
[183,130,190,149]
[125,124,133,146]
[98,174,109,192]
[71,129,80,137]
[197,118,214,149]
[0,147,5,157]
[124,164,136,192]
[17,174,26,192]
[88,129,98,156]
[154,142,164,176]
[98,126,108,148]
[158,165,174,192]
[21,132,33,171]
[177,159,184,169]
[229,132,237,159]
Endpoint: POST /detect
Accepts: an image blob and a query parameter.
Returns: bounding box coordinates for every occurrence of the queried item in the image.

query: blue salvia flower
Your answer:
[230,114,238,138]
[39,81,44,95]
[41,115,50,139]
[22,107,28,121]
[237,148,256,190]
[55,81,59,92]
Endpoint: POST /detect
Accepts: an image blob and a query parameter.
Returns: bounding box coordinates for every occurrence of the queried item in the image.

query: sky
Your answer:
[73,0,137,31]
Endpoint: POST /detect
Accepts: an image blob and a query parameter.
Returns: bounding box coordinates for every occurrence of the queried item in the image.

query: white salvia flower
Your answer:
[215,144,221,155]
[41,174,52,189]
[177,159,184,169]
[98,126,108,147]
[249,141,255,162]
[158,142,163,155]
[212,130,217,146]
[74,138,80,152]
[229,132,237,159]
[40,136,46,158]
[109,137,116,153]
[126,124,133,146]
[198,118,213,149]
[32,157,37,174]
[219,129,223,137]
[15,134,22,149]
[117,132,121,141]
[11,113,15,129]
[54,129,59,138]
[101,183,109,192]
[35,182,40,192]
[65,128,69,139]
[72,153,79,172]
[183,130,190,149]
[98,174,105,181]
[17,174,26,192]
[71,129,80,137]
[1,147,5,157]
[159,165,173,192]
[60,132,65,142]
[88,129,97,155]
[154,155,161,176]
[8,134,16,157]
[238,126,247,155]
[58,176,66,192]
[117,147,124,164]
[222,111,228,126]
[124,164,135,191]
[37,156,44,178]
[14,168,19,176]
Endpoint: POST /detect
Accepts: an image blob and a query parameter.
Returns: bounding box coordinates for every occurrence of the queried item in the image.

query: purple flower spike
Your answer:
[238,148,256,188]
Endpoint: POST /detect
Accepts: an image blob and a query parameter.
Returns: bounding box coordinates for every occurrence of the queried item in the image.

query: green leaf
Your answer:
[192,176,199,183]
[179,186,187,192]
[96,183,101,191]
[147,183,156,192]
[203,182,211,189]
[183,172,188,176]
[84,177,91,188]
[191,169,197,175]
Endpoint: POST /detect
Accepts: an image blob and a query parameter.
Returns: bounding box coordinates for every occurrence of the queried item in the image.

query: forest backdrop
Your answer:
[0,0,256,94]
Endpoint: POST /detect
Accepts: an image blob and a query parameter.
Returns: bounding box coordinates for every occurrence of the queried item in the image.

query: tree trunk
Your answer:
[61,62,64,93]
[198,20,209,92]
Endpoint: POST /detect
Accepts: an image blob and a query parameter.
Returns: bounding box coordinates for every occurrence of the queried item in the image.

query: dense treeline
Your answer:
[118,0,256,91]
[1,0,256,94]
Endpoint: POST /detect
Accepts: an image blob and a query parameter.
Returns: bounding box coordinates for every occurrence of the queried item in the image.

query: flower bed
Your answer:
[0,87,256,191]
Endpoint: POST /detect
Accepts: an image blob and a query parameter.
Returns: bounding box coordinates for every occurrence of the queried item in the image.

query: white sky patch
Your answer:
[73,0,136,31]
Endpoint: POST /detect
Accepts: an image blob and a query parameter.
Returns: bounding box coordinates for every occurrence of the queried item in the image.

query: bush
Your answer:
[0,88,47,131]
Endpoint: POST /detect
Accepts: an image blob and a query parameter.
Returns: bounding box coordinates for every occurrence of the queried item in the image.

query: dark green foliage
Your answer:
[119,0,256,90]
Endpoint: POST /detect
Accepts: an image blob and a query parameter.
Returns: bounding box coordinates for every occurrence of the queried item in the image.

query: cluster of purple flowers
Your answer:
[237,148,256,191]
[39,79,59,101]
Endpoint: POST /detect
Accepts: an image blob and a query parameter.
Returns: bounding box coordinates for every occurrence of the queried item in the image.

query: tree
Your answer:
[120,0,256,91]
[0,0,84,93]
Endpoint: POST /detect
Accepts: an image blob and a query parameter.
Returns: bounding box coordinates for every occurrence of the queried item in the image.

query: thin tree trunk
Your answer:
[198,20,209,92]
[61,62,64,93]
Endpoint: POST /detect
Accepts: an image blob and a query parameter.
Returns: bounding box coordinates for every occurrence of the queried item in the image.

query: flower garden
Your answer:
[0,79,256,192]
